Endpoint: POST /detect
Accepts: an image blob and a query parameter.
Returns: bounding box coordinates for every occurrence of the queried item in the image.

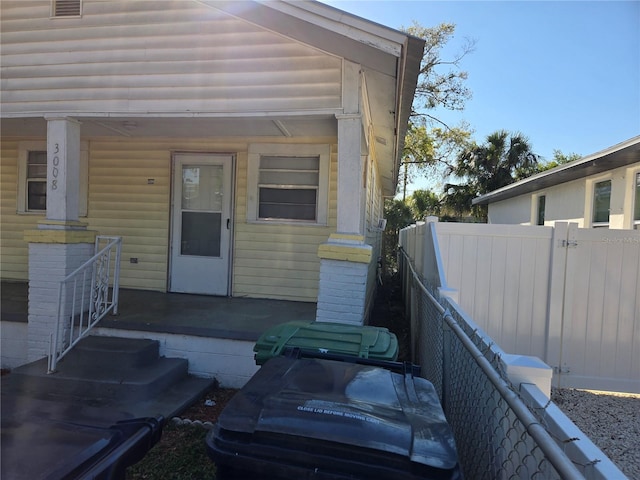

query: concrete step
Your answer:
[9,355,189,403]
[116,375,218,419]
[69,335,160,369]
[4,334,218,418]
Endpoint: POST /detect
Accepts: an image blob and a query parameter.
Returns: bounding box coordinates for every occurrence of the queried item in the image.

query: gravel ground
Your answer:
[551,388,640,479]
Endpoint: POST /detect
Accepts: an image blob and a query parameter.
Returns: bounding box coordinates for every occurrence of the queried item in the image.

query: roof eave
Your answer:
[473,135,640,206]
[389,35,425,196]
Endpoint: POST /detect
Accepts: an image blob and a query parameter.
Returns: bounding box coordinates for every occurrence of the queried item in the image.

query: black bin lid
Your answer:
[212,356,459,477]
[1,394,162,480]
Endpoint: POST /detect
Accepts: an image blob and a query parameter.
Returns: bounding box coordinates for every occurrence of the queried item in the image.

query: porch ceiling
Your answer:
[0,115,338,139]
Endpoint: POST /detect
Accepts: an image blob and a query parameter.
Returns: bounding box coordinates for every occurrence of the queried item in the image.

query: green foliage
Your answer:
[441,183,479,218]
[409,189,441,220]
[399,123,473,197]
[396,22,474,199]
[381,198,416,275]
[403,123,436,166]
[404,22,474,113]
[537,149,582,172]
[443,130,540,220]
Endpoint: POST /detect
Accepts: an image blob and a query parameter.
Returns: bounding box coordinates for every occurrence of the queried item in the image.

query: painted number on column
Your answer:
[52,143,59,190]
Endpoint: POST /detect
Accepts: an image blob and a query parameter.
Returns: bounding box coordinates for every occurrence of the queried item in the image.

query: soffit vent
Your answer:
[53,0,81,17]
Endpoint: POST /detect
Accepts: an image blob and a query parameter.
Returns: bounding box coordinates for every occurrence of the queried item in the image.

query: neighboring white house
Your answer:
[472,136,640,229]
[0,0,424,366]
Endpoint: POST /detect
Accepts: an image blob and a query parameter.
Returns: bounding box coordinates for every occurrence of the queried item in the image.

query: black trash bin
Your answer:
[1,393,163,480]
[206,356,461,479]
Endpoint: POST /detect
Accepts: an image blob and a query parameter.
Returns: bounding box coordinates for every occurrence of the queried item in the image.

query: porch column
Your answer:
[24,117,97,362]
[316,236,372,325]
[316,67,373,325]
[335,113,365,236]
[46,116,81,221]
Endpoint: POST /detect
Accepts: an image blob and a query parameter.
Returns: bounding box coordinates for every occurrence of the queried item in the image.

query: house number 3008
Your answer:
[51,143,60,190]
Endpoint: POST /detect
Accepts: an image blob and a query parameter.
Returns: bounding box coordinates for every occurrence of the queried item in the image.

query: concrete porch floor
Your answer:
[1,280,317,342]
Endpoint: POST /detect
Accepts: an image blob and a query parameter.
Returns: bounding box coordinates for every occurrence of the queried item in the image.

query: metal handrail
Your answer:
[48,236,122,373]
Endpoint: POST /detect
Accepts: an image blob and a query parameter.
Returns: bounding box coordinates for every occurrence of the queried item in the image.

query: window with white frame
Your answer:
[18,141,89,215]
[592,179,611,227]
[634,172,640,229]
[18,142,48,213]
[247,144,329,225]
[26,151,48,211]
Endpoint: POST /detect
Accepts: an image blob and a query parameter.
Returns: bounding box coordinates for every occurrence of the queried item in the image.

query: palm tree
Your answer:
[410,189,441,220]
[444,130,539,220]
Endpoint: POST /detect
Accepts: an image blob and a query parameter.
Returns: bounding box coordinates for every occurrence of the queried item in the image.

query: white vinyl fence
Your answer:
[401,220,639,394]
[398,228,626,479]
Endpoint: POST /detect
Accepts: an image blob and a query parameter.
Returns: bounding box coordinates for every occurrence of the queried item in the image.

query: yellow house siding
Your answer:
[364,153,384,318]
[328,144,338,227]
[233,223,331,301]
[234,151,248,222]
[0,139,44,280]
[1,1,342,116]
[1,135,337,301]
[87,140,171,291]
[0,140,40,280]
[232,145,337,302]
[86,137,249,291]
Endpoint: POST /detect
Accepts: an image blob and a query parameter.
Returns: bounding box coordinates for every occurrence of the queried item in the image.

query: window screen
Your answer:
[258,155,319,221]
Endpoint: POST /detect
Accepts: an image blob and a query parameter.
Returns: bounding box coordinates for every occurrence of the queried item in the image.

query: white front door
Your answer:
[170,154,233,295]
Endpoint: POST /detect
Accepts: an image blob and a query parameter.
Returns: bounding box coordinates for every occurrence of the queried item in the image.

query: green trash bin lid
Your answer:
[254,321,398,365]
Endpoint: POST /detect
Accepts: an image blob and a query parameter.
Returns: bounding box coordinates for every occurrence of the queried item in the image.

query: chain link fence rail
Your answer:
[399,246,626,479]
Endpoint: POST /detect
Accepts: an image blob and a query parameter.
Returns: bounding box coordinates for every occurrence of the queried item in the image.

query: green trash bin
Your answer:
[253,320,398,366]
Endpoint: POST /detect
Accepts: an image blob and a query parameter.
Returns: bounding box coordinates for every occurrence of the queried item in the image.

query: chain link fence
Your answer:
[400,248,593,480]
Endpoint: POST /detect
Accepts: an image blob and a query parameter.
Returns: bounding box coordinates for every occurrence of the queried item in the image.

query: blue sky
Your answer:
[321,0,640,192]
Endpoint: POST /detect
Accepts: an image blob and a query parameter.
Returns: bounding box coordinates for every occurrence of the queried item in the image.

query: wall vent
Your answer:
[53,0,81,17]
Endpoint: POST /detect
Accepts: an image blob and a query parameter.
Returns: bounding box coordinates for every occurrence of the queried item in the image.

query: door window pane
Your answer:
[181,212,221,257]
[593,180,611,224]
[182,165,223,211]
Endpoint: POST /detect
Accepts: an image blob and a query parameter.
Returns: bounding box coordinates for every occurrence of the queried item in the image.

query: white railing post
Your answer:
[48,236,122,373]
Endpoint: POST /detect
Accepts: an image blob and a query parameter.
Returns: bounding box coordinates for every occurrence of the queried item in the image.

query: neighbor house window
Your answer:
[52,0,81,17]
[592,179,611,227]
[634,172,640,229]
[247,144,329,225]
[537,195,546,226]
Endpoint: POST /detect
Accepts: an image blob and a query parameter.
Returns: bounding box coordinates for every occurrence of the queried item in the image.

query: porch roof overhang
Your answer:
[0,114,339,139]
[205,0,425,196]
[472,135,640,206]
[0,0,424,197]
